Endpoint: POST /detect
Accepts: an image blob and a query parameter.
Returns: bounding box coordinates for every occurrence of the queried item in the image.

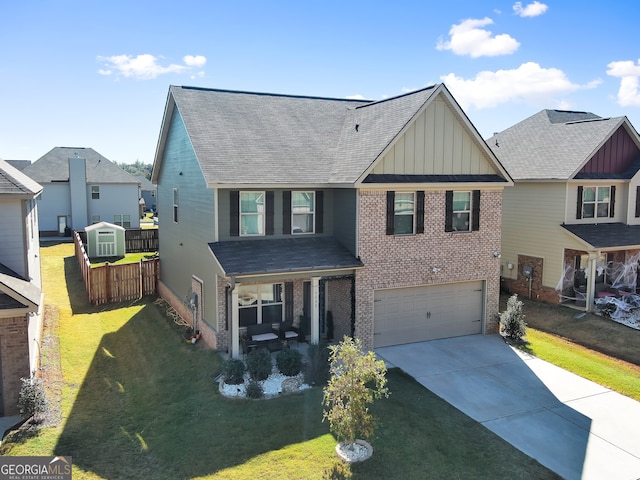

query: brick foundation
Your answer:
[0,315,30,416]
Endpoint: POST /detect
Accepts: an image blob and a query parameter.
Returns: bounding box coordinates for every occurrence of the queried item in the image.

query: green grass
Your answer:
[518,328,640,401]
[89,252,157,267]
[1,244,560,479]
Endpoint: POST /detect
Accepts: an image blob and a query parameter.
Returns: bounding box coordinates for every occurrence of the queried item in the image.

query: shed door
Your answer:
[97,230,116,257]
[374,281,484,348]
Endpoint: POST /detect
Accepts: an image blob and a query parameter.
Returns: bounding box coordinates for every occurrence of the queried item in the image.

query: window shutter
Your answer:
[636,186,640,218]
[283,191,292,234]
[444,190,453,232]
[576,186,583,219]
[230,190,239,236]
[284,282,294,322]
[609,185,616,218]
[472,190,481,231]
[315,190,324,233]
[416,191,425,234]
[265,191,274,235]
[386,191,395,235]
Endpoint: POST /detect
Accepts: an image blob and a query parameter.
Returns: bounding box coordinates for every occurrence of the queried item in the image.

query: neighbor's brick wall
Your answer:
[503,255,561,304]
[0,315,30,416]
[355,189,503,350]
[326,278,352,341]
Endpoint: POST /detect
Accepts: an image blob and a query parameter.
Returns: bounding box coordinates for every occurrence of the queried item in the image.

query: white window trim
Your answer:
[238,283,284,324]
[292,191,315,234]
[452,191,472,233]
[91,185,100,200]
[582,186,610,219]
[240,191,265,237]
[394,191,415,235]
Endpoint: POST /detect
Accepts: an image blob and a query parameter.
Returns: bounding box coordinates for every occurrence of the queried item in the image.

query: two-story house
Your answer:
[152,84,513,358]
[0,158,43,417]
[489,110,640,310]
[23,147,141,235]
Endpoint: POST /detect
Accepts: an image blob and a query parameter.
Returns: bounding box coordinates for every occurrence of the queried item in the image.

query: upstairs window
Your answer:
[386,191,424,235]
[91,215,100,224]
[445,190,480,232]
[91,185,100,200]
[579,186,613,219]
[240,191,265,236]
[292,191,315,234]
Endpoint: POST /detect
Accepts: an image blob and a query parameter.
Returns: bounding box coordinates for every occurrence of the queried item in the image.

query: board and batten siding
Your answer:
[157,107,218,330]
[0,199,27,278]
[371,97,496,176]
[501,182,584,289]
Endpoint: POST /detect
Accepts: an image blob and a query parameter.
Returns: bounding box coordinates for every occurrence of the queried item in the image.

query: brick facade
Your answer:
[326,278,353,341]
[355,189,503,350]
[0,315,30,416]
[502,254,561,304]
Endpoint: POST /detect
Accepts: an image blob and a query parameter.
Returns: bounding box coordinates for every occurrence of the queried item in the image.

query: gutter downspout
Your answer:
[229,276,240,359]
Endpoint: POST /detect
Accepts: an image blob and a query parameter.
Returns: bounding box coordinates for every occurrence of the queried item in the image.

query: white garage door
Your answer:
[373,281,484,348]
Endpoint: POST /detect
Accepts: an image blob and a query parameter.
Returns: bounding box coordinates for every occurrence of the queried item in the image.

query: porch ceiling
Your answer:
[209,237,363,276]
[562,223,640,249]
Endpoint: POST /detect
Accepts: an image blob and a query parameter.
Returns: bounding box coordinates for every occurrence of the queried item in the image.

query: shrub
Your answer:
[246,347,272,381]
[245,379,264,399]
[276,347,303,376]
[323,336,389,448]
[223,359,246,385]
[17,377,47,419]
[500,294,527,341]
[304,342,331,386]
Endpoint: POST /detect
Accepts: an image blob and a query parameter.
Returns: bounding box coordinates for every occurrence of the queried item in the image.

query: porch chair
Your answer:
[280,321,302,345]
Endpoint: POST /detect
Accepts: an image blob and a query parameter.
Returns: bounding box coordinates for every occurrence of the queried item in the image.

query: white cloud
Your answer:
[184,55,207,67]
[607,59,640,106]
[346,94,365,100]
[513,1,548,17]
[97,54,207,80]
[441,62,600,109]
[436,17,520,57]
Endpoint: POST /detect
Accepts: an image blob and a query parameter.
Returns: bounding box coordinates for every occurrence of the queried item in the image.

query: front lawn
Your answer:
[1,244,559,479]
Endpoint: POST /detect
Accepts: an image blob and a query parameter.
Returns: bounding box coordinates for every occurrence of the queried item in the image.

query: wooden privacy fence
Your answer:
[74,231,160,306]
[77,228,159,253]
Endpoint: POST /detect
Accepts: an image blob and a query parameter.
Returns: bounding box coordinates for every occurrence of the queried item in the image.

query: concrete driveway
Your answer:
[376,334,640,480]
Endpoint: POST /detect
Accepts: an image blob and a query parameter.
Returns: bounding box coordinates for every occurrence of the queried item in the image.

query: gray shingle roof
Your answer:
[0,158,43,196]
[209,237,363,276]
[23,147,140,184]
[0,264,41,309]
[562,223,640,249]
[160,85,458,185]
[487,110,626,180]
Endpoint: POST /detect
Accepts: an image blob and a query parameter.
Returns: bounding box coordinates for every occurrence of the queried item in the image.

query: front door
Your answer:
[57,216,67,235]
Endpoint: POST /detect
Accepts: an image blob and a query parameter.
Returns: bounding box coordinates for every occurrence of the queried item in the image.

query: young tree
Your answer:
[500,293,527,341]
[322,336,389,451]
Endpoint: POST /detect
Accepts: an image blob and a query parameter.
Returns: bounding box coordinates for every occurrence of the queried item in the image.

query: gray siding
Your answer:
[157,107,219,330]
[87,183,140,228]
[37,183,71,232]
[333,189,357,254]
[218,188,336,242]
[0,199,26,278]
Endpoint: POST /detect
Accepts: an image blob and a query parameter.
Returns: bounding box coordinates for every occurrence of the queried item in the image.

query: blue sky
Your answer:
[2,1,640,165]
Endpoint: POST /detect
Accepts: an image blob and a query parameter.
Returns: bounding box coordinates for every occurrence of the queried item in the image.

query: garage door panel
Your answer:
[374,281,484,348]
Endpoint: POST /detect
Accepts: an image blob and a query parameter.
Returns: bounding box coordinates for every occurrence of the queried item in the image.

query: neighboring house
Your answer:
[23,147,141,235]
[136,176,157,213]
[151,84,513,358]
[0,158,43,416]
[488,110,640,310]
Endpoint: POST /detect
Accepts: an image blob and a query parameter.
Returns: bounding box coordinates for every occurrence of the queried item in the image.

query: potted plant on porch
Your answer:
[322,336,389,463]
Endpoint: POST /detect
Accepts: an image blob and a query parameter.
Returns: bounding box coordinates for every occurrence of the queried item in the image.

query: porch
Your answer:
[209,237,362,359]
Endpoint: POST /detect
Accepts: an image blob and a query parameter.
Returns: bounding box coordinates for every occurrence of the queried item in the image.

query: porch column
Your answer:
[586,253,598,312]
[231,283,240,359]
[311,277,320,344]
